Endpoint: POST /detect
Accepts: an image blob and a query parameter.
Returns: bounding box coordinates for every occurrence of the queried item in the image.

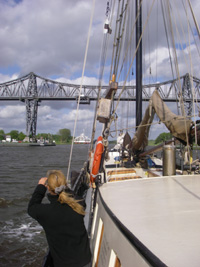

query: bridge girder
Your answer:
[0,72,200,140]
[0,72,200,102]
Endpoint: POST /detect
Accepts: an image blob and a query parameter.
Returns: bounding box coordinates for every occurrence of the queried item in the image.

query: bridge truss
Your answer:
[0,72,200,141]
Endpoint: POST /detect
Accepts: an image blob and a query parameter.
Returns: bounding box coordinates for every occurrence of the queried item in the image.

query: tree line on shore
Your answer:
[0,128,72,143]
[0,128,173,145]
[154,132,172,144]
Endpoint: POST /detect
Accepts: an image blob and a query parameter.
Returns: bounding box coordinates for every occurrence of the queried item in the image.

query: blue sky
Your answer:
[0,0,200,140]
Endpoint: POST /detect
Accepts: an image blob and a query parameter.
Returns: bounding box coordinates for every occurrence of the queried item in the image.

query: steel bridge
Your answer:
[0,72,200,141]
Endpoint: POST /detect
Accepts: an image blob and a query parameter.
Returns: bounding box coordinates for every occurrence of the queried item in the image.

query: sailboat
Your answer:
[69,0,200,266]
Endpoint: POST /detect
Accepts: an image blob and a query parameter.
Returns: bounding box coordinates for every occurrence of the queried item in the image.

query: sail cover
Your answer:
[132,90,192,151]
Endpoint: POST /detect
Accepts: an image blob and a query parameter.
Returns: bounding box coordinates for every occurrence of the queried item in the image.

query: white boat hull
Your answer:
[90,174,200,267]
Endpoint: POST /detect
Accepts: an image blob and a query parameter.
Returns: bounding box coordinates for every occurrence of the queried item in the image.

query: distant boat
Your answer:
[29,140,56,147]
[29,142,56,147]
[74,133,91,144]
[39,142,56,146]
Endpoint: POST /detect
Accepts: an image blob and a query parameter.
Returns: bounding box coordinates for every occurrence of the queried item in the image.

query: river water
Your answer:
[0,144,90,267]
[1,144,200,266]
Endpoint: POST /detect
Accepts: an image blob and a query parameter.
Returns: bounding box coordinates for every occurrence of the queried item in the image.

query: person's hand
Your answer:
[38,177,48,186]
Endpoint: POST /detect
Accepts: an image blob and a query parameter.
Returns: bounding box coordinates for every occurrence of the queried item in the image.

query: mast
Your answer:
[136,0,142,127]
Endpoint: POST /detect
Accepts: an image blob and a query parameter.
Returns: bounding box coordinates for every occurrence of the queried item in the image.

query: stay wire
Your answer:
[113,0,156,117]
[187,0,200,41]
[182,0,200,57]
[90,0,115,151]
[174,0,199,138]
[185,0,198,147]
[117,0,143,81]
[165,0,191,161]
[110,0,121,81]
[67,0,96,182]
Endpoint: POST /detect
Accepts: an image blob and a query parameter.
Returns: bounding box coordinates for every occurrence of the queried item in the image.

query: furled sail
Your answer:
[132,90,192,151]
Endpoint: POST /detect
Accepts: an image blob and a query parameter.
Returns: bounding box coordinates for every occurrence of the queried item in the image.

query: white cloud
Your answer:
[0,0,200,140]
[55,76,99,86]
[66,108,94,122]
[0,0,105,78]
[33,104,94,136]
[0,105,25,118]
[0,104,26,132]
[0,73,19,83]
[38,105,52,116]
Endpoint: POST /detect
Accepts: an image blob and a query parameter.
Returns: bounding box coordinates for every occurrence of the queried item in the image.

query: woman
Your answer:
[28,170,91,267]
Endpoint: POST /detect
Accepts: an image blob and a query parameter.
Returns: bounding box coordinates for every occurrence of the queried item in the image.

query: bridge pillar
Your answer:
[182,73,192,116]
[25,73,39,142]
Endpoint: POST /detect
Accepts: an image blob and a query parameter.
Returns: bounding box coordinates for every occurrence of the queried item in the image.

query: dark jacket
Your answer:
[28,184,91,267]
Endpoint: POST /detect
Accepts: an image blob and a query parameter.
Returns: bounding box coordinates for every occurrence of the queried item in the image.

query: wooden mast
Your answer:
[136,0,142,127]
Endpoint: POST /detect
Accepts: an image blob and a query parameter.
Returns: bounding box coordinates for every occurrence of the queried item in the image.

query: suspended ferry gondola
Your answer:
[74,133,91,144]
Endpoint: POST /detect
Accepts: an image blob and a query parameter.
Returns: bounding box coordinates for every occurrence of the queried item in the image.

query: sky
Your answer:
[0,0,200,140]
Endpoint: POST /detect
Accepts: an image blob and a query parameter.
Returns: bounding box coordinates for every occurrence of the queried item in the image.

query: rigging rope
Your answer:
[173,0,194,74]
[109,0,123,81]
[146,0,153,84]
[67,0,96,182]
[161,0,180,115]
[184,1,198,147]
[109,0,200,151]
[187,0,200,40]
[117,0,143,81]
[114,1,129,78]
[182,0,200,57]
[161,0,175,80]
[109,112,198,135]
[163,0,192,162]
[156,0,158,82]
[90,0,115,152]
[113,0,155,117]
[102,0,155,142]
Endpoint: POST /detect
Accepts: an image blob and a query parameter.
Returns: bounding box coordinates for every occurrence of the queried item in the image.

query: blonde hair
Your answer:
[47,170,85,215]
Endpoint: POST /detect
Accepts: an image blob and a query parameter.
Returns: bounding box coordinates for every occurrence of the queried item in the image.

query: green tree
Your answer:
[58,128,71,143]
[10,130,19,140]
[18,132,26,141]
[0,130,5,140]
[37,133,49,140]
[155,132,172,144]
[52,134,61,143]
[36,133,55,143]
[48,133,53,142]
